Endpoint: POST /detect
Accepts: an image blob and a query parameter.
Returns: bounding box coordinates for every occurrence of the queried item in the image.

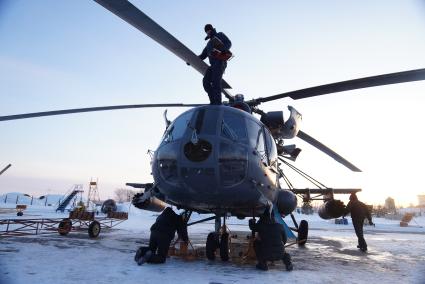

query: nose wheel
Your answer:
[290,214,309,246]
[219,232,230,261]
[205,215,230,261]
[297,220,308,246]
[206,232,220,260]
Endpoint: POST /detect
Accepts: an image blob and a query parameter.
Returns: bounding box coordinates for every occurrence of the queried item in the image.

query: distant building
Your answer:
[418,195,425,207]
[385,197,396,213]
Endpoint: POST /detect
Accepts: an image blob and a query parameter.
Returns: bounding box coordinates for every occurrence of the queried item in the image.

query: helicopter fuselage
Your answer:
[151,105,297,217]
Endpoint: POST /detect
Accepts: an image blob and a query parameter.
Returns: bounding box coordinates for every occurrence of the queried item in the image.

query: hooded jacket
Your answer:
[150,207,188,242]
[344,194,372,222]
[249,214,286,261]
[199,29,232,65]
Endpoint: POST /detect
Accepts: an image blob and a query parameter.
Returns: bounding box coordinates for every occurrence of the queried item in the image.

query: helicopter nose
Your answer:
[180,163,219,198]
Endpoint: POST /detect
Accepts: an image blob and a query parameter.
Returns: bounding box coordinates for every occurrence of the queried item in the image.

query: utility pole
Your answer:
[0,164,12,176]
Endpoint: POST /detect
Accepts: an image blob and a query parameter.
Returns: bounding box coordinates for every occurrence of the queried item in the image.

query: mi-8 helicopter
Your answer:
[2,0,425,261]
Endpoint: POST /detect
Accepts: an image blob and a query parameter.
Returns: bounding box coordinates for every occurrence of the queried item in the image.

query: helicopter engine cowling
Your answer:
[318,199,346,219]
[283,106,302,139]
[260,106,302,139]
[276,189,298,215]
[260,111,284,139]
[132,192,167,212]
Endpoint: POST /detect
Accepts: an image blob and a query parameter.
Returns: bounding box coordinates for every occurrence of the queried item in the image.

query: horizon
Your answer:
[1,183,424,208]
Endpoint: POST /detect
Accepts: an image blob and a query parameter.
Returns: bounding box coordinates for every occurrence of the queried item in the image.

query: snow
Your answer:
[1,204,425,284]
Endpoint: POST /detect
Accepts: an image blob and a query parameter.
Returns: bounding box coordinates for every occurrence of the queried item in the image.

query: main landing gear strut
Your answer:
[183,210,309,261]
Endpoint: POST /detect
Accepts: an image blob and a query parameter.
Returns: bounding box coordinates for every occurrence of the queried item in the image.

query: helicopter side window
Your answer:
[265,129,278,167]
[246,119,268,165]
[221,111,247,142]
[162,111,194,144]
[256,129,268,165]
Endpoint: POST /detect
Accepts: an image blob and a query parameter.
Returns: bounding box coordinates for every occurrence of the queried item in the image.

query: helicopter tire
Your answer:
[297,220,308,246]
[58,218,72,236]
[88,220,101,238]
[206,232,220,260]
[219,232,230,261]
[16,212,23,217]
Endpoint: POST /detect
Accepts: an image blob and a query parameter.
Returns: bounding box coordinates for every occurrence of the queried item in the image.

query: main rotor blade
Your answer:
[291,188,361,194]
[0,103,203,122]
[297,130,361,172]
[94,0,233,100]
[251,68,425,105]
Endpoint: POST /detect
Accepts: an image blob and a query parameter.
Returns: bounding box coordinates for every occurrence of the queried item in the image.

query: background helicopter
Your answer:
[0,0,424,258]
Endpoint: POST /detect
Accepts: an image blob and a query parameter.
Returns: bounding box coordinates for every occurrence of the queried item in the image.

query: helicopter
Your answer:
[2,0,425,261]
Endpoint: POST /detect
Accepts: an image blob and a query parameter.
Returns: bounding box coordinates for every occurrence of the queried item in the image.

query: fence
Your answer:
[2,194,60,207]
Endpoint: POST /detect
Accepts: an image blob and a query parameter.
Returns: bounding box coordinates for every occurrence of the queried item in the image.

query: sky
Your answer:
[0,0,425,206]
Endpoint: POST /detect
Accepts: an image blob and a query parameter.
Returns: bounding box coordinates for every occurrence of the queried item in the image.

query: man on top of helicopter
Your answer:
[198,24,232,105]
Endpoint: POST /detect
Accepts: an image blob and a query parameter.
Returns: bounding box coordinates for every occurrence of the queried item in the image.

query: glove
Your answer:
[132,192,142,202]
[248,218,255,228]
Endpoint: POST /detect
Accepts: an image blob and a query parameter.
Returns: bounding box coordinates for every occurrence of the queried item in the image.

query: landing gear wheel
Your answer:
[58,218,72,236]
[16,212,23,217]
[219,232,230,261]
[206,232,219,260]
[88,220,101,238]
[297,220,308,246]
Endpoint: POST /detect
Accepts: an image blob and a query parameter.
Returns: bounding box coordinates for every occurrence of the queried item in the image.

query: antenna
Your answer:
[86,178,100,209]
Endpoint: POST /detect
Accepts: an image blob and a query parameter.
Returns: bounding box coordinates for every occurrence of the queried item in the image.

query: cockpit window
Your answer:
[265,129,278,166]
[221,111,247,142]
[256,129,268,165]
[162,110,193,144]
[247,119,268,165]
[194,108,218,135]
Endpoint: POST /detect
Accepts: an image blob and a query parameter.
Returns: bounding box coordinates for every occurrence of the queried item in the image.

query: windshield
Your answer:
[193,108,219,135]
[161,110,194,145]
[220,110,247,142]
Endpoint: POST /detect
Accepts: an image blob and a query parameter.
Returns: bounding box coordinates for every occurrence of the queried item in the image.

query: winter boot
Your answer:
[134,247,149,262]
[137,250,152,266]
[283,252,293,271]
[256,262,268,271]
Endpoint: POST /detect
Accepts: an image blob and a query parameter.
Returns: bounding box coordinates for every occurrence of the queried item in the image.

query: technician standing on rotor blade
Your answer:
[198,24,232,105]
[344,193,374,252]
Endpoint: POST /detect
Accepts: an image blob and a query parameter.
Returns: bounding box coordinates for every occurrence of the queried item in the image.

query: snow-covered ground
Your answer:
[1,204,425,284]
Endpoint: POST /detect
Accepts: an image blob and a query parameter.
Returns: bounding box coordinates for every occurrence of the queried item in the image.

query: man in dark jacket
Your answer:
[344,193,374,252]
[134,207,188,265]
[249,211,293,271]
[198,24,232,105]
